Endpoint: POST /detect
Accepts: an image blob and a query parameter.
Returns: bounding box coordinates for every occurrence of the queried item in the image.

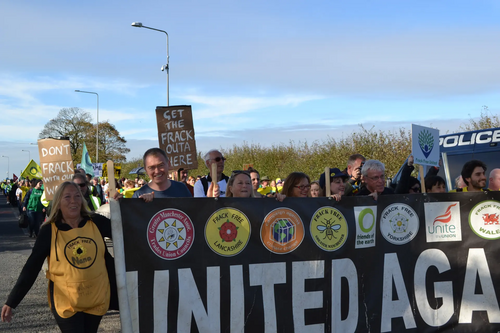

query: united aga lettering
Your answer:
[137,248,500,332]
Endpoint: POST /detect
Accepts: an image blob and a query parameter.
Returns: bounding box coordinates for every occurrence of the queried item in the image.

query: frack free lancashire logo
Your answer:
[205,208,251,257]
[310,206,348,251]
[65,237,98,269]
[147,208,194,260]
[380,203,419,245]
[469,200,500,240]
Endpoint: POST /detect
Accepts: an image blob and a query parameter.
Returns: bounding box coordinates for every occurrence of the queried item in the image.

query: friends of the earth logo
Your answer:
[261,208,304,254]
[380,203,419,245]
[424,202,462,242]
[469,200,500,240]
[354,206,377,248]
[205,208,251,257]
[64,237,97,269]
[310,207,348,251]
[147,208,194,260]
[418,129,434,158]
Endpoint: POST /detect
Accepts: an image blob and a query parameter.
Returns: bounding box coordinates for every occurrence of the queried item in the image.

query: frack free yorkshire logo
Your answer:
[380,203,419,245]
[147,209,194,260]
[205,208,251,257]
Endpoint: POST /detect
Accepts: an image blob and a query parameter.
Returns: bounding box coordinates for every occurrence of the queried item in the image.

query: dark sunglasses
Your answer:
[410,186,421,192]
[76,183,87,188]
[212,156,226,162]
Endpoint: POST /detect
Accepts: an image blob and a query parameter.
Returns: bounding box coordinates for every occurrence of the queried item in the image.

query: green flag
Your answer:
[21,159,43,179]
[81,142,94,176]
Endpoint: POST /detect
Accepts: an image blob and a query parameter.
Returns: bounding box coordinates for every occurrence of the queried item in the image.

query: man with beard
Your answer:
[450,160,488,192]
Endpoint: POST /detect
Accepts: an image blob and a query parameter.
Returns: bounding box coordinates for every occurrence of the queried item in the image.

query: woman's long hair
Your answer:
[43,181,91,226]
[281,172,310,197]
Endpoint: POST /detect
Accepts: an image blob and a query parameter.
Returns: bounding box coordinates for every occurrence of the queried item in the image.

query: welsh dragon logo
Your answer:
[418,129,434,158]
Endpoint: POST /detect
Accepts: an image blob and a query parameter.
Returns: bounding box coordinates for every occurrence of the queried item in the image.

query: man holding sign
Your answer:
[132,148,191,201]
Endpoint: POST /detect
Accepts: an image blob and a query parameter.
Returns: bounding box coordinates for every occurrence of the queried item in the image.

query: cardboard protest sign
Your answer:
[412,124,440,166]
[38,138,74,200]
[156,105,198,170]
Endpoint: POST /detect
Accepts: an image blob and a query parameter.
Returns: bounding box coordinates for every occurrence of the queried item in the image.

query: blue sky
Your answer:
[0,0,499,178]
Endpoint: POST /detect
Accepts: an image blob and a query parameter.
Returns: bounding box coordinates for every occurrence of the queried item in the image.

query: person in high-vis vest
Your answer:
[72,173,101,211]
[1,181,117,332]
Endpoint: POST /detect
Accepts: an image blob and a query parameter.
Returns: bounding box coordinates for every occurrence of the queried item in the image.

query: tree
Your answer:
[460,106,500,131]
[39,107,130,164]
[83,121,130,163]
[39,107,93,160]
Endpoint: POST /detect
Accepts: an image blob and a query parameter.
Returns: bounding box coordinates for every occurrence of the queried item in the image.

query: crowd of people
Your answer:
[2,146,500,332]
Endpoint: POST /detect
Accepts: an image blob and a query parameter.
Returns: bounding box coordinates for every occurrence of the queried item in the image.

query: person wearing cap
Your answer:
[319,168,349,201]
[257,176,273,196]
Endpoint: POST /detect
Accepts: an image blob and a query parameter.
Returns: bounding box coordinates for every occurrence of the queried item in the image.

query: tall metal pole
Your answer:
[131,22,169,106]
[21,150,30,162]
[2,156,9,179]
[75,90,99,162]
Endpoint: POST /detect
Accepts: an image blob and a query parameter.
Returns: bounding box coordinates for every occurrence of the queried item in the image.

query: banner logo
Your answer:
[469,200,500,240]
[354,206,377,248]
[205,208,251,257]
[65,237,97,269]
[424,202,462,242]
[310,207,348,251]
[380,203,419,245]
[147,209,194,260]
[261,208,304,254]
[418,129,434,158]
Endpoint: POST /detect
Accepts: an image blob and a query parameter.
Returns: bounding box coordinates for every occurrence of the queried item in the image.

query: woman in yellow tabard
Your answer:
[1,181,117,332]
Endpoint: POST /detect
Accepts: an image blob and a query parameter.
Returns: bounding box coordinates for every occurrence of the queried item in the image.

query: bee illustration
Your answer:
[316,218,341,240]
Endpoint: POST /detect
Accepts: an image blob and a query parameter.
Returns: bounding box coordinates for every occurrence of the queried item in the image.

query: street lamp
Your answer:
[21,150,30,162]
[131,22,169,106]
[75,90,99,163]
[2,155,9,179]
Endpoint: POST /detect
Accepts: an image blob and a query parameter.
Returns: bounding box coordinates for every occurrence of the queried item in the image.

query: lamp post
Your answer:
[131,22,169,106]
[75,90,99,162]
[21,150,30,163]
[2,155,9,179]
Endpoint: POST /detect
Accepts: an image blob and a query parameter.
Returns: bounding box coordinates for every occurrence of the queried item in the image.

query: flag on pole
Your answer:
[81,142,94,176]
[20,160,43,179]
[12,174,18,182]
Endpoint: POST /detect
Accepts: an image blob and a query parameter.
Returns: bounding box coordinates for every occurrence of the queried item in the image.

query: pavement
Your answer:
[0,195,121,332]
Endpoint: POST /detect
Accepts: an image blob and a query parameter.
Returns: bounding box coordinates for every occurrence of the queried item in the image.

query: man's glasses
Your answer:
[211,157,226,163]
[366,174,385,182]
[76,183,86,188]
[410,186,421,193]
[294,184,311,191]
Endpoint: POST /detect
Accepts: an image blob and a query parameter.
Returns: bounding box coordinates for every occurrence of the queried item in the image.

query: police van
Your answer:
[438,127,500,189]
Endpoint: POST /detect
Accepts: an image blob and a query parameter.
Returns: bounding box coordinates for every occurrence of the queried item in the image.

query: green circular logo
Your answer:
[359,208,375,233]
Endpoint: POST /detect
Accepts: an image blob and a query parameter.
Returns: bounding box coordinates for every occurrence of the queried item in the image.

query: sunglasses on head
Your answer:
[231,170,250,177]
[212,156,226,163]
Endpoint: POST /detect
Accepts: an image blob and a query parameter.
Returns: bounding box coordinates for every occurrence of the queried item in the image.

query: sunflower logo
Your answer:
[73,245,87,258]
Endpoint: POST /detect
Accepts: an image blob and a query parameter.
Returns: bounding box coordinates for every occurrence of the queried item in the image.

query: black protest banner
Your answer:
[156,105,198,170]
[116,192,500,332]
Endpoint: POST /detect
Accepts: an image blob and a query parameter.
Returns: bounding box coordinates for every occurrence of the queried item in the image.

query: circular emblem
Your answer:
[380,203,419,245]
[469,200,500,240]
[29,167,38,176]
[358,208,375,233]
[310,207,348,251]
[64,237,98,269]
[205,208,251,257]
[260,208,304,254]
[147,209,194,260]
